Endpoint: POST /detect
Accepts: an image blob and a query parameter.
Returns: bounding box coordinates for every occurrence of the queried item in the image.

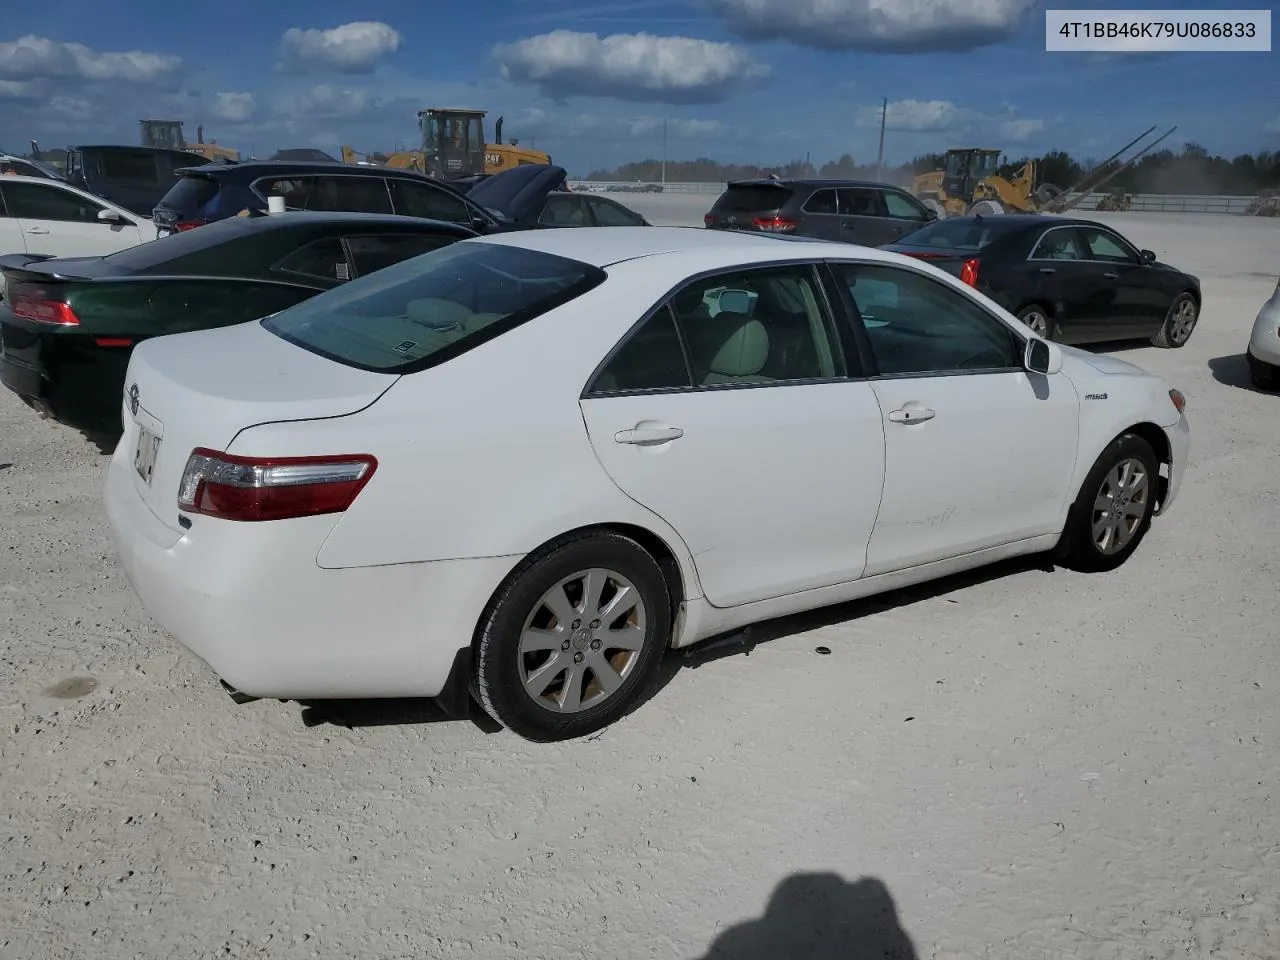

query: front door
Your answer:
[1076,225,1167,338]
[1021,225,1115,342]
[0,181,144,259]
[828,260,1079,576]
[579,262,887,608]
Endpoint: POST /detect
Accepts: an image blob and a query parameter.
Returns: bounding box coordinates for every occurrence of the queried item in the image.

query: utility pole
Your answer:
[661,117,668,184]
[876,97,887,180]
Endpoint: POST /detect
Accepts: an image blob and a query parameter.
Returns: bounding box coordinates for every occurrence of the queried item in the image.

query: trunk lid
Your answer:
[466,164,568,226]
[882,244,974,279]
[121,320,397,532]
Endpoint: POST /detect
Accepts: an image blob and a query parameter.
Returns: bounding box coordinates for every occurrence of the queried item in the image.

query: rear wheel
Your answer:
[1017,304,1053,338]
[1151,292,1198,348]
[1058,433,1160,573]
[473,531,671,742]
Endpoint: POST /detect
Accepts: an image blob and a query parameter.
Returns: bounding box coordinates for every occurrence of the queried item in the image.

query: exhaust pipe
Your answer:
[219,679,259,704]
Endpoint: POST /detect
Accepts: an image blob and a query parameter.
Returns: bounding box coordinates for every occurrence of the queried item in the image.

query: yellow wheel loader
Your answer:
[139,120,238,162]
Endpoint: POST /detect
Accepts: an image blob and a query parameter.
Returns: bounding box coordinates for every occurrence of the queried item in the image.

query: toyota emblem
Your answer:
[128,383,139,417]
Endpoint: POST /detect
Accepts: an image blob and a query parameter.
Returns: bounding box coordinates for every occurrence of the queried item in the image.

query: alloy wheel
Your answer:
[518,568,648,713]
[1169,297,1198,343]
[1091,457,1150,555]
[1022,310,1049,336]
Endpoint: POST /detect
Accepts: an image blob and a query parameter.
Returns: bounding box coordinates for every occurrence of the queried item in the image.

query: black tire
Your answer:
[1058,433,1160,573]
[1016,303,1054,339]
[1247,349,1280,391]
[473,530,671,742]
[1151,292,1198,348]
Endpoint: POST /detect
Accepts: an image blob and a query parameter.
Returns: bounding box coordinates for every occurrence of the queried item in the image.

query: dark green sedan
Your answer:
[0,211,476,436]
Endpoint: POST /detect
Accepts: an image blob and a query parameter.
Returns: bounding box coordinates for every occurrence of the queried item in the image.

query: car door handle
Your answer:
[25,227,50,235]
[1039,266,1056,274]
[887,406,936,424]
[614,425,684,445]
[1103,272,1119,279]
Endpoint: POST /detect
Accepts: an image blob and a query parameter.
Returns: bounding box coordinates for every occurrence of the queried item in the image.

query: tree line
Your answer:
[583,142,1280,196]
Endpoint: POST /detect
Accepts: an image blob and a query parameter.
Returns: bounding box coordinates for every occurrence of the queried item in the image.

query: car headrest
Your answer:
[689,313,770,378]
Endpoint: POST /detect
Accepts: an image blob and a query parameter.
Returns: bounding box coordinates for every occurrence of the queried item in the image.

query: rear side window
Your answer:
[345,233,458,276]
[158,175,220,215]
[273,238,352,282]
[802,189,838,214]
[307,176,394,215]
[98,150,160,183]
[713,184,793,213]
[263,241,606,373]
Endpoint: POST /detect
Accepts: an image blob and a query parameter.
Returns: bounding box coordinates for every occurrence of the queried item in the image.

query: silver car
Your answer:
[1247,278,1280,390]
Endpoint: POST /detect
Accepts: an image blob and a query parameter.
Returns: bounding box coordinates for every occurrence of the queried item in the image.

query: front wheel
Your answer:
[1151,292,1198,348]
[1017,304,1053,339]
[473,531,671,742]
[1058,433,1160,573]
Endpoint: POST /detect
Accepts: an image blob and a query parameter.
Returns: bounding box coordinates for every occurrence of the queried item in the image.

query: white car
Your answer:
[0,174,150,264]
[1246,277,1280,390]
[103,227,1190,742]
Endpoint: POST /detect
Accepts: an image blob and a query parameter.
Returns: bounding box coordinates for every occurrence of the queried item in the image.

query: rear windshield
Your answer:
[98,150,161,184]
[713,184,794,213]
[898,218,1027,250]
[157,174,220,214]
[262,241,606,374]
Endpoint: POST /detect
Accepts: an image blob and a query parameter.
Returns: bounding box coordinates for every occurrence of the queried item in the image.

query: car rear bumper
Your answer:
[103,442,522,700]
[0,318,130,432]
[1159,411,1190,516]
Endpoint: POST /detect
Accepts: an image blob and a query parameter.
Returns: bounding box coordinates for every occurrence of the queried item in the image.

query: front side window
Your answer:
[263,241,605,373]
[387,179,471,224]
[882,191,926,220]
[586,197,644,226]
[1030,228,1087,260]
[1078,227,1137,263]
[0,182,106,223]
[802,189,838,215]
[832,263,1021,376]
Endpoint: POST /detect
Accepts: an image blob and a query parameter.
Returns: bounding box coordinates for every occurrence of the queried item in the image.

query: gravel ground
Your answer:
[1,202,1278,960]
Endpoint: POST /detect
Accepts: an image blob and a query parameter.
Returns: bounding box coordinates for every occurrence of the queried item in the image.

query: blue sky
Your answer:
[3,0,1277,174]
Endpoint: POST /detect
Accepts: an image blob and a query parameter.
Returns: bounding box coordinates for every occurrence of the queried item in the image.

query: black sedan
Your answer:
[0,211,476,436]
[882,215,1201,348]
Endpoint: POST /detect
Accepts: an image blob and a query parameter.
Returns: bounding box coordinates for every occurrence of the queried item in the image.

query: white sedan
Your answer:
[0,174,150,262]
[103,227,1190,742]
[1246,277,1280,390]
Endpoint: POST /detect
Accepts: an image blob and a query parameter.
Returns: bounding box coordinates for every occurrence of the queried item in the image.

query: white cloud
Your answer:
[493,30,770,104]
[0,35,181,83]
[702,0,1035,52]
[858,98,1044,142]
[566,113,733,139]
[49,96,93,121]
[272,85,382,120]
[211,92,257,123]
[0,79,45,99]
[278,22,403,73]
[1265,116,1280,135]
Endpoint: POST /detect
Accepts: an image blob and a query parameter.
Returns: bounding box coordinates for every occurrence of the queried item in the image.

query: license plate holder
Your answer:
[134,427,161,485]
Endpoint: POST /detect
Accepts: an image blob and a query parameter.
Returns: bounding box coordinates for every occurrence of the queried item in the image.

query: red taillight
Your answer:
[704,213,715,226]
[174,220,205,232]
[960,258,980,287]
[9,289,79,326]
[177,448,377,522]
[752,215,797,233]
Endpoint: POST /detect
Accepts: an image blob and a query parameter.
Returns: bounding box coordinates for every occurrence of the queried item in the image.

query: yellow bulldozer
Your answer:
[140,119,239,162]
[912,125,1177,218]
[341,108,549,182]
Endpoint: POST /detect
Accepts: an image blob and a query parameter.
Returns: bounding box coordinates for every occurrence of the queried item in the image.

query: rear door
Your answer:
[0,180,145,258]
[836,187,890,246]
[798,188,842,240]
[579,261,887,607]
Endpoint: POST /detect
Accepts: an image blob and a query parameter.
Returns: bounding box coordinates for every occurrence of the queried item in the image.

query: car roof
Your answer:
[470,225,906,268]
[231,210,474,231]
[727,178,899,190]
[176,160,438,179]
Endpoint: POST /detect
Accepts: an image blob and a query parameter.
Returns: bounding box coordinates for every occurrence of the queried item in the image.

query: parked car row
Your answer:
[704,176,1203,351]
[0,163,650,435]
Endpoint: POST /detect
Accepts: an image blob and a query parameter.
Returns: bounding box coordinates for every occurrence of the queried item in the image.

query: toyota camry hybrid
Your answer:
[104,226,1190,742]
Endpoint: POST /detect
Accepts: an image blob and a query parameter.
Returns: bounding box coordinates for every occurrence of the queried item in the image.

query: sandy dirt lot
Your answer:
[1,201,1278,960]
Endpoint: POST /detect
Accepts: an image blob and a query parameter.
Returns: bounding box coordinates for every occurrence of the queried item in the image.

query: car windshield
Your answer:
[262,241,606,374]
[898,217,1027,250]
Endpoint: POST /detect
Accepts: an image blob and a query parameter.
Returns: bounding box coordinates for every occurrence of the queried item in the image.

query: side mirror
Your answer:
[1024,337,1063,376]
[924,208,938,221]
[97,209,126,224]
[1141,249,1156,264]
